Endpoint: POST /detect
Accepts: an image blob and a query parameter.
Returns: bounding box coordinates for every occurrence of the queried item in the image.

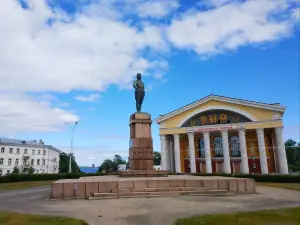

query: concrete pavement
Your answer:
[0,185,299,225]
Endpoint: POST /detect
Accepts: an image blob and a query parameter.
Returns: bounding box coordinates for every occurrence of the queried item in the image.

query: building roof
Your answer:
[155,94,286,124]
[0,138,61,153]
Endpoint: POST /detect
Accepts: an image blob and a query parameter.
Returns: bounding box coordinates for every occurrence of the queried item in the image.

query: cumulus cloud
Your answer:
[167,0,294,57]
[0,92,78,135]
[136,0,180,18]
[75,93,101,102]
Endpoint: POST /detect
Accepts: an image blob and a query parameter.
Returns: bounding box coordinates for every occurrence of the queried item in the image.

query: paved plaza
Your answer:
[0,185,299,225]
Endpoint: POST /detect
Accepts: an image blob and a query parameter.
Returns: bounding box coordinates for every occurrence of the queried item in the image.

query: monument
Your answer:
[118,73,168,177]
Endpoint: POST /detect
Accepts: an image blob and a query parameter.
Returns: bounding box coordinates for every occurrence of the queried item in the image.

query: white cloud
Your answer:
[206,0,233,7]
[0,0,167,93]
[167,0,294,57]
[0,92,78,135]
[136,0,180,18]
[75,93,101,102]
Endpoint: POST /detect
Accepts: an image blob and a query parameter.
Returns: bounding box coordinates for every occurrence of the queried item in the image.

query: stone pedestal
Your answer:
[118,112,168,177]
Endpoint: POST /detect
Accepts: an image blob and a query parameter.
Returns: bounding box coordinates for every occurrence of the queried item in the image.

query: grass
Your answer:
[175,207,300,225]
[0,180,55,190]
[257,182,300,191]
[0,212,87,225]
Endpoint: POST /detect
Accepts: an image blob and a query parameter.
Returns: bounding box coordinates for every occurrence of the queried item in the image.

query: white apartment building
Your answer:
[0,138,60,176]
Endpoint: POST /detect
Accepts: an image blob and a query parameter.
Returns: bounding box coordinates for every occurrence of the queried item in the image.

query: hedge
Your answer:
[0,172,117,183]
[193,173,300,183]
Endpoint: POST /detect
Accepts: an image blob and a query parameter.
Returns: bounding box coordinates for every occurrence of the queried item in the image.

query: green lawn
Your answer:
[0,212,87,225]
[175,207,300,225]
[0,181,55,190]
[257,182,300,191]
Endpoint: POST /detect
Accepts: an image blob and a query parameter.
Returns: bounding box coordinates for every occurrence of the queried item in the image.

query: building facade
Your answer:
[156,95,289,175]
[0,138,60,176]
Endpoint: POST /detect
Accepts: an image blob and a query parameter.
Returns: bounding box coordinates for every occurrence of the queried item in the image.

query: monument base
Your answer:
[118,170,168,177]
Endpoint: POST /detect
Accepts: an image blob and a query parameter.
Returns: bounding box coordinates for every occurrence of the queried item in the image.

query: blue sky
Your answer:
[0,0,299,166]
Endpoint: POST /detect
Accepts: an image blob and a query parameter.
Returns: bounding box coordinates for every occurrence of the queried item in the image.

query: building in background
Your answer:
[156,95,289,175]
[0,138,60,176]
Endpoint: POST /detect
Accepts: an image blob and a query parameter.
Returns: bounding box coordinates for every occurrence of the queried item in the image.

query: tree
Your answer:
[285,139,300,172]
[12,166,20,174]
[59,152,81,173]
[153,151,161,165]
[98,155,127,173]
[28,166,35,174]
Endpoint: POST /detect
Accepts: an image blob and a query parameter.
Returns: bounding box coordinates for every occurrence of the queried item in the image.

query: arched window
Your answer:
[198,138,205,157]
[214,137,223,157]
[230,136,241,157]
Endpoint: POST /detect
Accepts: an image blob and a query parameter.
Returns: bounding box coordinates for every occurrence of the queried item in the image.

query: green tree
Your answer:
[98,155,127,173]
[153,151,161,165]
[28,166,35,174]
[12,166,20,174]
[59,152,81,173]
[285,139,300,172]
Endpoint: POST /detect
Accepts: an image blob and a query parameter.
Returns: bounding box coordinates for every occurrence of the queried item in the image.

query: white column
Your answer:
[221,130,231,173]
[169,136,174,172]
[165,137,170,171]
[173,134,181,173]
[238,128,249,174]
[275,127,289,174]
[256,128,268,174]
[160,135,167,170]
[187,132,196,173]
[203,132,212,173]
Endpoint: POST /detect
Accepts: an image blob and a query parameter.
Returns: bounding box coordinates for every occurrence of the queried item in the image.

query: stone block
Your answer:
[63,182,74,198]
[98,181,118,193]
[134,180,147,188]
[203,180,218,189]
[112,189,131,193]
[184,179,202,187]
[51,182,63,199]
[118,180,134,189]
[218,180,229,190]
[180,187,194,191]
[139,138,153,148]
[169,187,181,191]
[237,179,246,192]
[151,191,182,196]
[228,180,238,192]
[86,182,99,196]
[134,113,151,120]
[245,179,256,193]
[74,181,86,198]
[147,179,170,188]
[170,179,184,187]
[94,193,118,198]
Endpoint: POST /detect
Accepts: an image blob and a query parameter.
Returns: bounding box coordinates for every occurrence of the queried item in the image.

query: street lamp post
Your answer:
[65,121,78,173]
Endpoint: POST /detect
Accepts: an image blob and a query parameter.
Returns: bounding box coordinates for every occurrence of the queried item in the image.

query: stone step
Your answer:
[110,187,209,193]
[91,190,229,200]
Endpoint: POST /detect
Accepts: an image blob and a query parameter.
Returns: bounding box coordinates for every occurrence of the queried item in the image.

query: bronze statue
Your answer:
[133,73,145,113]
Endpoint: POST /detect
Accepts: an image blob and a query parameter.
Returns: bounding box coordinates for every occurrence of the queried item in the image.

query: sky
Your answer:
[0,0,299,166]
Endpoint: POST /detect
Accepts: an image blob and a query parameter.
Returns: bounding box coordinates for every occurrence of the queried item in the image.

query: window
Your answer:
[31,159,34,165]
[252,163,256,169]
[43,150,46,155]
[38,150,40,155]
[24,149,27,154]
[37,159,40,165]
[16,148,20,154]
[32,149,35,155]
[42,159,45,165]
[0,169,2,176]
[214,137,223,157]
[0,148,4,153]
[7,170,10,175]
[230,136,241,157]
[198,138,205,157]
[8,159,12,165]
[0,158,3,165]
[9,148,13,154]
[15,159,19,165]
[23,160,26,165]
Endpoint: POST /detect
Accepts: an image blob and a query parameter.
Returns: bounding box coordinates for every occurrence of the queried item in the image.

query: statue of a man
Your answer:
[133,73,145,113]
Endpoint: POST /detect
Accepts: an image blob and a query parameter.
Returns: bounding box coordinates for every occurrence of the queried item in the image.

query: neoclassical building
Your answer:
[155,95,289,174]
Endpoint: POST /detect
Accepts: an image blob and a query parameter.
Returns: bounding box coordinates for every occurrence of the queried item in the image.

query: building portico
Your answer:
[156,95,289,175]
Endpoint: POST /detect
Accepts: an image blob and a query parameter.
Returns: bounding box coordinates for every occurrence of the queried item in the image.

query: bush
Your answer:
[193,173,300,183]
[0,172,110,183]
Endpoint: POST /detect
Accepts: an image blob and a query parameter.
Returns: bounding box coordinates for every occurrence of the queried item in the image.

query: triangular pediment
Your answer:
[155,95,285,126]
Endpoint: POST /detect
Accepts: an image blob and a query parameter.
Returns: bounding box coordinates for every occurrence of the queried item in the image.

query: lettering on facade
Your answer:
[182,109,252,127]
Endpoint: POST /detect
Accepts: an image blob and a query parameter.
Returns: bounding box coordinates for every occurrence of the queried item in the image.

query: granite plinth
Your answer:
[118,170,168,177]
